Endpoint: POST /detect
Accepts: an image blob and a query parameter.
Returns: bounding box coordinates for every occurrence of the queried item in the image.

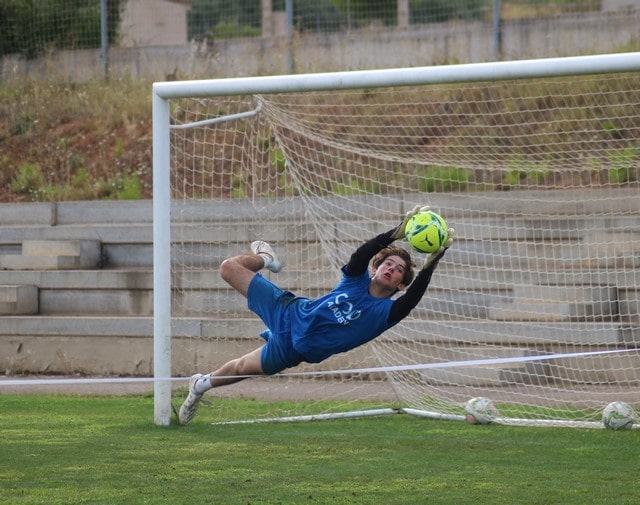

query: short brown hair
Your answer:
[372,245,415,286]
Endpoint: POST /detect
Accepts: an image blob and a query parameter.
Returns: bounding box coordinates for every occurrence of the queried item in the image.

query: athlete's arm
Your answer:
[343,229,395,277]
[387,249,446,323]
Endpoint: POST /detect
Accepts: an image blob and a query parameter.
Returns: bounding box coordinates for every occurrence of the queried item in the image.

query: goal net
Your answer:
[153,53,640,427]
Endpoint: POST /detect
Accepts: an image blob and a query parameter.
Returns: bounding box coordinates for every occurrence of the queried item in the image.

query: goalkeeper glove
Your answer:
[422,228,455,270]
[390,205,431,241]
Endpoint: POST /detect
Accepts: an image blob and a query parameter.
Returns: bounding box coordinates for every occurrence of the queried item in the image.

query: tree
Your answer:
[332,0,397,27]
[410,0,486,24]
[0,0,123,59]
[290,0,345,32]
[188,0,261,40]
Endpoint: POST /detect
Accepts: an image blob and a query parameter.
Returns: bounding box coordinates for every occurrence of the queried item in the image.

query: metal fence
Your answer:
[1,0,639,81]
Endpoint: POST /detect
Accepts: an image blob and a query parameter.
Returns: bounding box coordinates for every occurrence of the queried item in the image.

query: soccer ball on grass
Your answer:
[404,210,449,254]
[465,397,498,425]
[602,401,636,431]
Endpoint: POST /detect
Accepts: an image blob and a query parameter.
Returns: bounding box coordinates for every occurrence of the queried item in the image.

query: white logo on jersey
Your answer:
[327,292,362,325]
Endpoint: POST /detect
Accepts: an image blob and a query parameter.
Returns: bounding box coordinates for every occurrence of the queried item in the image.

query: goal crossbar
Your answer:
[153,52,640,100]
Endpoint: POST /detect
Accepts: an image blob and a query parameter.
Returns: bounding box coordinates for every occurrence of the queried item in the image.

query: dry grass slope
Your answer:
[1,69,640,202]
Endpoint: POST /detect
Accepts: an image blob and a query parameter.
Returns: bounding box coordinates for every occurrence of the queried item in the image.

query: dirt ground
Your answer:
[0,375,156,395]
[0,375,399,402]
[2,375,637,410]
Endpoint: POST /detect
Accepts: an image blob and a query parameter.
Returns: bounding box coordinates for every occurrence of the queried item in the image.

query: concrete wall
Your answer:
[2,10,639,83]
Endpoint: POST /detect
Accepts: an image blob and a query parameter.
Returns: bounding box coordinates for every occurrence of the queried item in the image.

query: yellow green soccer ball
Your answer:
[404,210,448,254]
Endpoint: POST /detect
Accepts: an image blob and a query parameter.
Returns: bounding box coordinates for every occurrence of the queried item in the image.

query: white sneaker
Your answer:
[178,373,204,425]
[250,240,282,273]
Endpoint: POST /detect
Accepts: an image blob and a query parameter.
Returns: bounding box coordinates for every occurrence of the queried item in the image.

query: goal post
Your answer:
[152,52,640,427]
[152,91,172,426]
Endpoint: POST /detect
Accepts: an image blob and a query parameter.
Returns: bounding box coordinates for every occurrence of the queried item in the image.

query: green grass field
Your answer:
[1,394,639,505]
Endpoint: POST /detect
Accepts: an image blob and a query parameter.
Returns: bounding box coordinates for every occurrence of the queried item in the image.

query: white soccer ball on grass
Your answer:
[602,401,636,431]
[465,396,498,425]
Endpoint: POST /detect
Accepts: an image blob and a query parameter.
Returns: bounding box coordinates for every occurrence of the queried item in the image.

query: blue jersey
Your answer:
[248,229,441,373]
[289,266,397,363]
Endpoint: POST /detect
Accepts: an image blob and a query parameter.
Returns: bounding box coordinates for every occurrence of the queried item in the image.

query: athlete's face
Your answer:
[371,255,408,293]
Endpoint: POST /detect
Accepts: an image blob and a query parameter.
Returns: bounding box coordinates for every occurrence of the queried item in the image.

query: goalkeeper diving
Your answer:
[178,206,454,424]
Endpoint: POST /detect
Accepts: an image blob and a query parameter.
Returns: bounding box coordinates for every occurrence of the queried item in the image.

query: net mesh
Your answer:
[167,73,640,425]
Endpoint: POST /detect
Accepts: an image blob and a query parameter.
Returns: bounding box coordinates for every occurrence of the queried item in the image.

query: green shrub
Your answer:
[10,162,45,196]
[417,166,470,192]
[608,146,639,184]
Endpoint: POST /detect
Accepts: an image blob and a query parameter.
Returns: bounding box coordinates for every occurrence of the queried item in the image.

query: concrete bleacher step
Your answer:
[0,285,38,315]
[0,269,152,315]
[405,347,545,387]
[1,316,631,344]
[0,239,101,270]
[488,284,618,322]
